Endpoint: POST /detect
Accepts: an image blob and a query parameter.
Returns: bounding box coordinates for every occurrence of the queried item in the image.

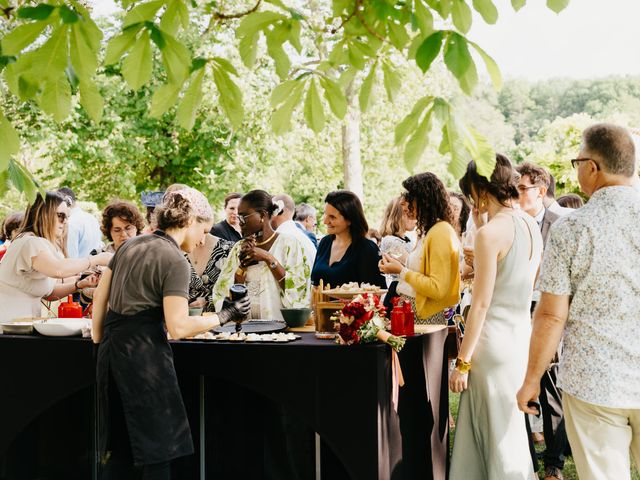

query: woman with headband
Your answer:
[91,187,250,478]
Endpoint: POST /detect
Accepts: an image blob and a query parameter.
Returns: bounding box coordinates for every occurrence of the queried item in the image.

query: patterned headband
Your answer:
[165,188,213,220]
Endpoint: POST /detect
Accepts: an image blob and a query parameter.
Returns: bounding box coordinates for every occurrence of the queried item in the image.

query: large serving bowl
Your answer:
[0,318,39,335]
[280,308,312,328]
[33,318,88,337]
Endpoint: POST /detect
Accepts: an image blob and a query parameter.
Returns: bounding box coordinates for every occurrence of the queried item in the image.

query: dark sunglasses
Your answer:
[56,212,68,222]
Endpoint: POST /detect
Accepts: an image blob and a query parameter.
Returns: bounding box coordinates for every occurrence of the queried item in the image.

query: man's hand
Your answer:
[516,380,541,415]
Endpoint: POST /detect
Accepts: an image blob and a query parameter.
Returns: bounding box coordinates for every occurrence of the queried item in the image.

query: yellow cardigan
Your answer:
[401,221,461,319]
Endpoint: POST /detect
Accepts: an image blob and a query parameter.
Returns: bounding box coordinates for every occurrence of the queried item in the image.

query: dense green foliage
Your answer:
[0,0,572,204]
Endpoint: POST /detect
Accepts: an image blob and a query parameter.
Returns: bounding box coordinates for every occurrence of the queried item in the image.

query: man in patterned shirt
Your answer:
[517,123,640,480]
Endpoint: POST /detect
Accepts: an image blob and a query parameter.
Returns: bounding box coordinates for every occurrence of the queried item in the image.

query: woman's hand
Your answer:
[189,297,207,308]
[239,238,270,266]
[378,253,403,275]
[449,369,468,393]
[463,246,475,268]
[78,273,100,289]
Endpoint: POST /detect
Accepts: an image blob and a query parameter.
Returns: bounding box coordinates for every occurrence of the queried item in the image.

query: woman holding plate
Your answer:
[378,173,460,325]
[91,188,250,478]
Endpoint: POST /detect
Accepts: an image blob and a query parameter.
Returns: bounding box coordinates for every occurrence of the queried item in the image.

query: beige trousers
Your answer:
[563,393,640,480]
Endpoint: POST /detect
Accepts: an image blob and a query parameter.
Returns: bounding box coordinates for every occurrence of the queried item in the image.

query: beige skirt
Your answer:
[399,294,447,325]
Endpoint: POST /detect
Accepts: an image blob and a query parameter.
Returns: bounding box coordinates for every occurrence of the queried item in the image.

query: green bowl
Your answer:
[280,308,312,328]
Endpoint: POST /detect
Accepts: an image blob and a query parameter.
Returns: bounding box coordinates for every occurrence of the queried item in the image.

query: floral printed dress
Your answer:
[211,232,312,321]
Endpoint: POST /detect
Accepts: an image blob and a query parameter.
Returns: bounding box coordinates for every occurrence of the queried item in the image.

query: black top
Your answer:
[311,235,386,288]
[210,220,242,243]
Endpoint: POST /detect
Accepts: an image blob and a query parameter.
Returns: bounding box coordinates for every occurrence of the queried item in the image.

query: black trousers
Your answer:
[539,364,570,470]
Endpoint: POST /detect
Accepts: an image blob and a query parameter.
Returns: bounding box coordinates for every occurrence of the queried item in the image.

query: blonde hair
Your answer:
[379,197,405,237]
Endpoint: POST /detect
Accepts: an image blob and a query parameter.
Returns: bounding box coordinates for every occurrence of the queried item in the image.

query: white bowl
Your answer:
[33,318,88,337]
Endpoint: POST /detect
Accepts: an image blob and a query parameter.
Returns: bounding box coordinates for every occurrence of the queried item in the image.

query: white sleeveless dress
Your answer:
[450,213,542,480]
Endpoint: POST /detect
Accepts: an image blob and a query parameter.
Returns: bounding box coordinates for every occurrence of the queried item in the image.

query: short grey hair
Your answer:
[583,123,636,177]
[295,203,316,221]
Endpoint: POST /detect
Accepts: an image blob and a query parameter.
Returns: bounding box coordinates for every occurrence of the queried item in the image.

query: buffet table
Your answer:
[0,328,448,480]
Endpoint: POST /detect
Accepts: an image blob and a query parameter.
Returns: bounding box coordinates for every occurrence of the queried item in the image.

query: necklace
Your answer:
[255,231,277,246]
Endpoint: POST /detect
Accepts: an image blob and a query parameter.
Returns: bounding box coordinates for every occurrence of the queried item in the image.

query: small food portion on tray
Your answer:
[188,331,300,342]
[322,282,387,299]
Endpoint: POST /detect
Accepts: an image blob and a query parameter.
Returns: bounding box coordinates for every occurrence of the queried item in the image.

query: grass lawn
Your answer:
[449,392,640,479]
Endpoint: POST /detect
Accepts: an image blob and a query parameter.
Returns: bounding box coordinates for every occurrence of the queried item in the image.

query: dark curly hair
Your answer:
[402,172,453,237]
[241,190,279,217]
[324,190,369,241]
[154,193,192,230]
[101,201,145,242]
[459,154,519,207]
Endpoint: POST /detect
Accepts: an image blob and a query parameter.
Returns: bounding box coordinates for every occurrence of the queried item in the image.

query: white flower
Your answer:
[273,199,285,216]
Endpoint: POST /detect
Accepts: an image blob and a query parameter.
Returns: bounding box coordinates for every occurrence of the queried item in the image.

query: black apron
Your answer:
[97,306,194,466]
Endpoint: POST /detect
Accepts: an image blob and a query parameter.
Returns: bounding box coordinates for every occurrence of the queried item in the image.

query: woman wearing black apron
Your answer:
[91,188,249,479]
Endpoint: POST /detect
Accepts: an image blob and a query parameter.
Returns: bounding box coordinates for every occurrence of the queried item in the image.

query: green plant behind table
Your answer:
[0,0,572,203]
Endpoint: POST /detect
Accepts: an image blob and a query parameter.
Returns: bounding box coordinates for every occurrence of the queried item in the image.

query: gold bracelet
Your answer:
[455,357,472,374]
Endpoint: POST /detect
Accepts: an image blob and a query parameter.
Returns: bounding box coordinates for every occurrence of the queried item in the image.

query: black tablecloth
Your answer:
[0,330,448,480]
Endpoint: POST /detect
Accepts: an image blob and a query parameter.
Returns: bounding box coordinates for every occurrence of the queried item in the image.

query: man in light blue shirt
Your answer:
[58,187,103,258]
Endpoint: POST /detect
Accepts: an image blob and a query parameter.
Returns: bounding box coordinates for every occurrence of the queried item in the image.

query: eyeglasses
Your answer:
[517,185,540,194]
[571,158,600,171]
[238,211,259,226]
[112,224,137,235]
[56,212,68,222]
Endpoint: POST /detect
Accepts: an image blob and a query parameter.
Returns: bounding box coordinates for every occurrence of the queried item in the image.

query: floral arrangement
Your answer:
[333,294,405,352]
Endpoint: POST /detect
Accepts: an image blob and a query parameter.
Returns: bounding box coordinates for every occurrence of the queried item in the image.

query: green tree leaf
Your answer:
[160,0,189,35]
[404,108,433,172]
[415,31,444,73]
[123,0,166,28]
[176,68,205,130]
[7,159,39,204]
[239,33,259,68]
[359,62,377,113]
[414,0,434,36]
[511,0,526,10]
[70,23,97,81]
[304,79,325,133]
[387,21,410,50]
[452,0,472,33]
[472,0,498,24]
[441,116,469,177]
[122,31,152,90]
[270,79,299,107]
[59,5,79,24]
[77,15,103,53]
[0,111,20,170]
[212,66,244,129]
[212,57,238,76]
[38,75,72,122]
[17,4,55,21]
[79,79,104,123]
[271,82,304,135]
[468,40,502,89]
[104,26,142,65]
[1,21,48,56]
[320,77,347,119]
[348,42,366,70]
[546,0,570,14]
[395,95,433,145]
[149,82,182,117]
[382,61,401,102]
[33,25,69,81]
[160,31,191,84]
[266,31,291,80]
[236,11,284,38]
[444,32,478,94]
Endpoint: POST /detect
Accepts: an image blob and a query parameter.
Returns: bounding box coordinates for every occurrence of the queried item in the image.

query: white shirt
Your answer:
[547,200,573,217]
[66,206,103,258]
[275,220,316,267]
[538,186,640,408]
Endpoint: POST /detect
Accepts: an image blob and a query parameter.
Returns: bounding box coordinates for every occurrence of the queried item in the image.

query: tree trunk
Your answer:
[341,81,364,200]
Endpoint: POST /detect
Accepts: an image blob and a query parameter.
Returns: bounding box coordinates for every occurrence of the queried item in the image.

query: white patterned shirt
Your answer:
[538,186,640,408]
